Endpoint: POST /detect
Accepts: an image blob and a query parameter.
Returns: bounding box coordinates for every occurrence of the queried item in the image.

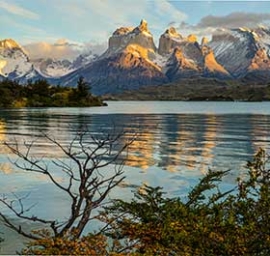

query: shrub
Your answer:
[102,149,270,255]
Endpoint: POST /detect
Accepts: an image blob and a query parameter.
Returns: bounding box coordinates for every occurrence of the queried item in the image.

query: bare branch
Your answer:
[1,128,136,241]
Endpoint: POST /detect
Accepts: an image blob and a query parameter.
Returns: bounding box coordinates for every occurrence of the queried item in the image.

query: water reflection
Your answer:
[250,115,270,153]
[0,119,6,150]
[1,104,270,255]
[0,109,270,175]
[197,115,217,174]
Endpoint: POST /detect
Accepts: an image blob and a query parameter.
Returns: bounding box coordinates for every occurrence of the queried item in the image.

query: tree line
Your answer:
[0,77,105,108]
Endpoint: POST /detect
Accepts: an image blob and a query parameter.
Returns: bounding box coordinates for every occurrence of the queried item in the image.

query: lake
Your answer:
[1,101,270,253]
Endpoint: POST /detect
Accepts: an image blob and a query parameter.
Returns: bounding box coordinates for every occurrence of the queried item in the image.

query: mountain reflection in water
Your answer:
[1,102,270,254]
[0,107,270,177]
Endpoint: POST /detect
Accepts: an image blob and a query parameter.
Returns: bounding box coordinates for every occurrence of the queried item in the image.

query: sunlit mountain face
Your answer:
[2,20,270,94]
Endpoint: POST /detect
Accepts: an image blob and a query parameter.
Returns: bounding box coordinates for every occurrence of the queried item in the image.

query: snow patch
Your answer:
[0,60,7,76]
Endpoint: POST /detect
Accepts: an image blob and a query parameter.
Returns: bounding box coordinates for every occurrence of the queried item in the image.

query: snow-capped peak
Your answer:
[0,38,32,78]
[0,39,21,50]
[0,38,28,56]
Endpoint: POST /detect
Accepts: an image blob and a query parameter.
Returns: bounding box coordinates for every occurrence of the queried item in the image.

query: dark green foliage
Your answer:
[0,79,24,107]
[77,76,91,97]
[109,79,270,101]
[68,77,104,107]
[102,149,270,255]
[0,78,105,108]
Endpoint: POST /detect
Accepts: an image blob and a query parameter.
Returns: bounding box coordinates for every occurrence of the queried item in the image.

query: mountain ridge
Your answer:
[1,20,270,94]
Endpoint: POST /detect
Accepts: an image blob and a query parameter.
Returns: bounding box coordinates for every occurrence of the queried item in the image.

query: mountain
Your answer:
[158,27,183,55]
[209,27,270,80]
[0,39,49,83]
[2,21,270,95]
[32,58,74,78]
[0,39,35,79]
[61,20,168,94]
[105,19,157,57]
[0,38,101,81]
[31,51,98,78]
[160,29,230,80]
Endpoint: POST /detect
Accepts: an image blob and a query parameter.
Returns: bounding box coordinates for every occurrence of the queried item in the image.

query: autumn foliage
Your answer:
[21,230,108,255]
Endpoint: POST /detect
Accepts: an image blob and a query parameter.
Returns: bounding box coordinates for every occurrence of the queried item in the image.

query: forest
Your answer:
[0,77,105,108]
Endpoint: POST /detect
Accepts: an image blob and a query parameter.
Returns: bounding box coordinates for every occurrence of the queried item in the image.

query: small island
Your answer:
[0,77,106,108]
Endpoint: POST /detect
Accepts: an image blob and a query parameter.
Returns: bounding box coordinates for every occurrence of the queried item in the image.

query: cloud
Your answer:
[24,41,79,60]
[0,14,49,44]
[51,0,187,42]
[1,0,188,47]
[24,40,107,60]
[0,0,39,20]
[172,12,270,41]
[198,12,270,28]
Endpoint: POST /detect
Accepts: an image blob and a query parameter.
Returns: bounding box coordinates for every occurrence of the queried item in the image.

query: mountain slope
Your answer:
[158,27,183,55]
[2,22,270,95]
[61,20,168,94]
[202,46,230,78]
[209,27,270,79]
[163,30,230,81]
[0,39,33,78]
[31,49,99,78]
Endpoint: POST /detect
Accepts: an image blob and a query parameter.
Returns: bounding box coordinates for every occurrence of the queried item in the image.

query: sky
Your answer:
[1,0,270,57]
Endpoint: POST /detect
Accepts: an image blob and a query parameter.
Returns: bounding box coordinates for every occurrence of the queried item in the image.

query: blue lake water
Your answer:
[0,101,270,253]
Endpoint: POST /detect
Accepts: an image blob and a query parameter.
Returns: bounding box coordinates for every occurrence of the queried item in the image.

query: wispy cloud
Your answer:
[198,12,270,28]
[172,11,270,41]
[0,14,45,36]
[52,0,187,42]
[0,0,39,20]
[24,40,107,60]
[0,14,60,46]
[17,0,187,57]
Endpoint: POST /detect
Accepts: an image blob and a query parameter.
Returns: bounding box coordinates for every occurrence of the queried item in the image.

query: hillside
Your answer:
[105,79,270,102]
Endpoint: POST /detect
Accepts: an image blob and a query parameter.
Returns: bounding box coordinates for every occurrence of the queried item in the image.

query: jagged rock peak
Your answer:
[133,19,151,34]
[107,19,156,58]
[111,20,152,38]
[187,34,197,43]
[0,38,28,58]
[165,27,183,39]
[158,27,183,55]
[139,19,148,31]
[0,38,21,49]
[201,37,209,46]
[0,38,33,79]
[113,27,134,36]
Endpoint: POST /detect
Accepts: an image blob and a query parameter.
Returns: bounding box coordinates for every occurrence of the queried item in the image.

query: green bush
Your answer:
[2,138,269,255]
[102,148,270,255]
[0,78,105,108]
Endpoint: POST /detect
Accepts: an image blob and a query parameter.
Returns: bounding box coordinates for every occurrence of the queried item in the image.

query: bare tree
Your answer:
[0,129,135,240]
